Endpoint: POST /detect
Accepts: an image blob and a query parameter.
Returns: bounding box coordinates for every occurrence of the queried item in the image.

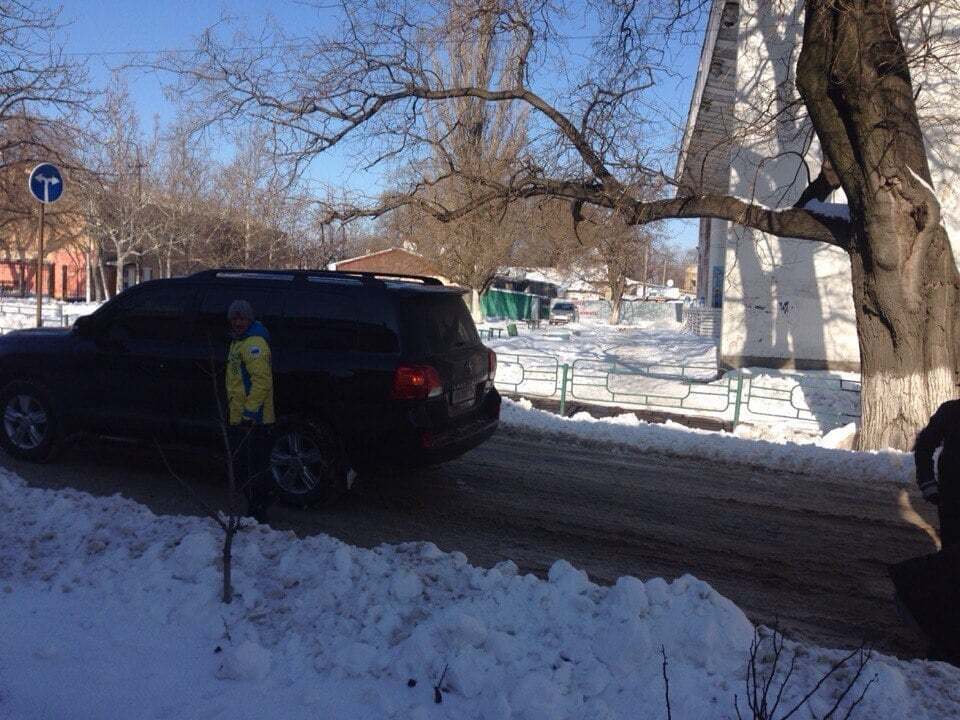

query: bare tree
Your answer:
[77,80,164,298]
[170,0,960,450]
[0,1,92,170]
[154,117,213,278]
[734,627,876,720]
[158,350,253,605]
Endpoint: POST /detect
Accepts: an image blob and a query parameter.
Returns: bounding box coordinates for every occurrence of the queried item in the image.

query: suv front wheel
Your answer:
[269,419,352,507]
[0,380,60,462]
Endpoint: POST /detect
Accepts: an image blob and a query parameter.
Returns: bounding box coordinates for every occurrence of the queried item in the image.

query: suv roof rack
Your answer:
[189,268,444,287]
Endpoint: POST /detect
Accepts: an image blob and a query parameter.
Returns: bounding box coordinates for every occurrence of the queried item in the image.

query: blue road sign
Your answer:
[28,163,64,204]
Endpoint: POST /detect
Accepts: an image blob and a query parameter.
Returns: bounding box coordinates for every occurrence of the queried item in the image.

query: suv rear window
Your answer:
[400,294,479,355]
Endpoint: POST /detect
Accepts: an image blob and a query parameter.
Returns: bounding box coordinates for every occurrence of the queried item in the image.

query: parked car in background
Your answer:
[0,269,500,507]
[549,301,579,325]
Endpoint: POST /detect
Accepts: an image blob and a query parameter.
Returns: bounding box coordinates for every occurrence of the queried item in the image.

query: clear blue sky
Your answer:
[55,0,702,251]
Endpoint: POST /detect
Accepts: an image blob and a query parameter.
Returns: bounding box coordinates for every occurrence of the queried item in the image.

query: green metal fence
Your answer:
[569,359,735,416]
[493,350,861,429]
[738,373,861,426]
[494,353,561,399]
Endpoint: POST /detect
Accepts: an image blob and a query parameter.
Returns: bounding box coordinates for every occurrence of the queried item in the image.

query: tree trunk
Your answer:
[243,216,251,267]
[470,288,482,322]
[608,270,626,325]
[97,258,110,300]
[849,222,959,450]
[222,525,234,604]
[608,294,622,325]
[85,245,92,302]
[115,251,126,298]
[797,0,959,450]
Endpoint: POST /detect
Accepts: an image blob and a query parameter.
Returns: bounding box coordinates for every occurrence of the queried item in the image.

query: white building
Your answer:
[679,0,960,371]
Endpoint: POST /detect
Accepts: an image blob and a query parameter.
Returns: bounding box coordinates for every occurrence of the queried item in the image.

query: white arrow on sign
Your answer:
[35,173,60,203]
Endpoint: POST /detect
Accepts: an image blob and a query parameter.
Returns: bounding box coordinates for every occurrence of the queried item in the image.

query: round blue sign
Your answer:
[28,163,64,204]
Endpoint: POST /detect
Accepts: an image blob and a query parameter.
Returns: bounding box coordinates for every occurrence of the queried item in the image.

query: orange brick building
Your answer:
[0,245,87,300]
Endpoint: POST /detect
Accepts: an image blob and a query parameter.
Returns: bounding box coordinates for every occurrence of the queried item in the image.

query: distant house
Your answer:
[329,247,449,284]
[491,267,561,300]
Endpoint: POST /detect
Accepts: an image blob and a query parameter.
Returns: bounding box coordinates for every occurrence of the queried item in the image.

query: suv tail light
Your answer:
[391,365,443,400]
[487,350,497,381]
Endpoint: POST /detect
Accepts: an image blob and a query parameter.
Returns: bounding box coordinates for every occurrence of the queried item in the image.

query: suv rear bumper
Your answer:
[381,389,501,468]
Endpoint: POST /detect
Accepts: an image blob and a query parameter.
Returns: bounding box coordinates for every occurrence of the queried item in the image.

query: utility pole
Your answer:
[662,254,668,287]
[35,202,45,327]
[27,164,64,327]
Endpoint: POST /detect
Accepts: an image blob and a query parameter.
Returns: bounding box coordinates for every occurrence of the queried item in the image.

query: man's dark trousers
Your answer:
[940,484,960,550]
[230,423,274,522]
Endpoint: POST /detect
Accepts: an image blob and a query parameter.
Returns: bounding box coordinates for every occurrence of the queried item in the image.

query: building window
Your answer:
[721,2,739,28]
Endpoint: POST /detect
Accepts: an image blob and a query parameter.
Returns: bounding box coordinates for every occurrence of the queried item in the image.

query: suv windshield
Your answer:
[553,303,575,312]
[400,294,479,354]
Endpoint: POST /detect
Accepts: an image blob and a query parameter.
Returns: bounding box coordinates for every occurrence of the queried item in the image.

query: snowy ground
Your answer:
[485,319,717,368]
[486,321,861,441]
[3,469,959,720]
[0,298,102,333]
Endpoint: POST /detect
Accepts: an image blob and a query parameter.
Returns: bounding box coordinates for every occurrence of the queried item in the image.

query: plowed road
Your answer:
[4,426,937,659]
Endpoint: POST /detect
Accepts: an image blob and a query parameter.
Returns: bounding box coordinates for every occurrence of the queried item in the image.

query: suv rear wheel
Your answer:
[0,380,60,462]
[269,419,352,507]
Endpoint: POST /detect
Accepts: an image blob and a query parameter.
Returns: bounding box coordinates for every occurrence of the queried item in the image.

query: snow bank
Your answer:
[2,470,957,719]
[500,398,913,486]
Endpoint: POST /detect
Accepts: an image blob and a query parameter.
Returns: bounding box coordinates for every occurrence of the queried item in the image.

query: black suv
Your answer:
[0,269,500,505]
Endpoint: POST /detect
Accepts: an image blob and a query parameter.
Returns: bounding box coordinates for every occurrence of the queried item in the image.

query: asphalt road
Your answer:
[3,426,938,659]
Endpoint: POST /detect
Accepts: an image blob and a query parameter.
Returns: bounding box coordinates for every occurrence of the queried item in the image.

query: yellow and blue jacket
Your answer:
[226,321,275,425]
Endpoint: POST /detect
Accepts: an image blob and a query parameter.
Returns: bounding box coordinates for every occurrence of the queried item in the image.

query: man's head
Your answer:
[228,299,255,338]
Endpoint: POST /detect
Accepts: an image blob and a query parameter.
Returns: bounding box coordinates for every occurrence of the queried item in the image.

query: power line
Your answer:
[62,40,317,58]
[60,29,685,60]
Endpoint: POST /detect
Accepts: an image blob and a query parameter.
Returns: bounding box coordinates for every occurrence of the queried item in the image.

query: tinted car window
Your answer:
[399,294,479,355]
[108,285,196,343]
[197,287,283,346]
[281,291,399,353]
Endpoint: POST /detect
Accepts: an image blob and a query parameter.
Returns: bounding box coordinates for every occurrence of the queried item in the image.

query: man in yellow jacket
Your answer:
[227,299,275,523]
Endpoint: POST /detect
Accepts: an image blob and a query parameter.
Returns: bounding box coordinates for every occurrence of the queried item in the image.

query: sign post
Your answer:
[27,163,64,327]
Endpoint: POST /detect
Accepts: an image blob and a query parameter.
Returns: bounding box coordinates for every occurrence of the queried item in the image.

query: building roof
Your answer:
[331,247,445,279]
[675,0,739,193]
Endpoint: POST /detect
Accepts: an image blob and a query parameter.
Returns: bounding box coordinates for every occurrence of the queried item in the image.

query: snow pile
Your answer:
[3,471,957,719]
[500,398,913,486]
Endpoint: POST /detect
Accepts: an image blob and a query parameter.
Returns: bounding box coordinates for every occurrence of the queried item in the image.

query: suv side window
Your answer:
[197,287,283,347]
[107,284,196,343]
[282,290,399,353]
